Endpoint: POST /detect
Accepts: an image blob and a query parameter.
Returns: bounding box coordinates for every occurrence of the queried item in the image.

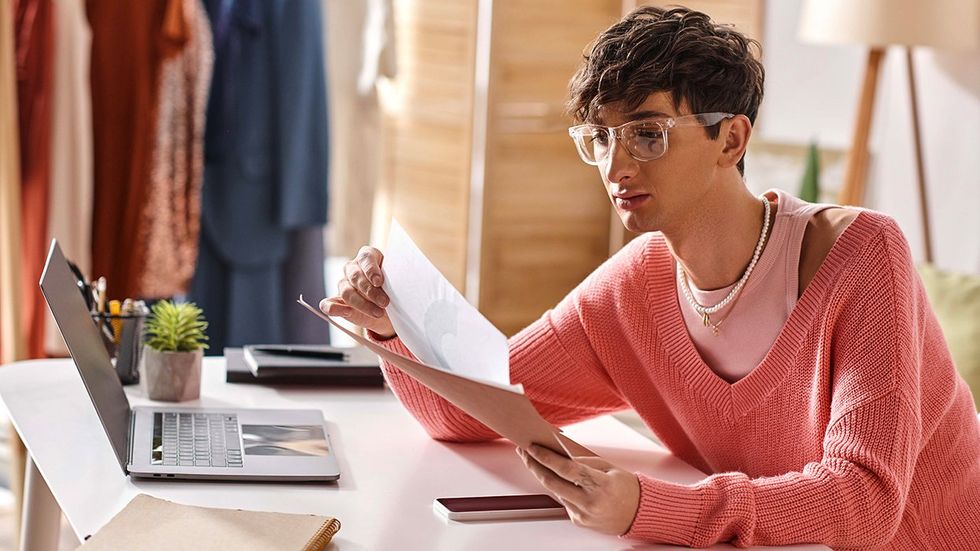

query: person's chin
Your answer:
[616,205,659,233]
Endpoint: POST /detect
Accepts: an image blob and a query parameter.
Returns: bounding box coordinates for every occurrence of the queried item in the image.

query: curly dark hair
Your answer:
[567,6,765,175]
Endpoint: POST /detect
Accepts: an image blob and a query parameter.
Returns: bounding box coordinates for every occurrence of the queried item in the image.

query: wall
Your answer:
[756,0,980,274]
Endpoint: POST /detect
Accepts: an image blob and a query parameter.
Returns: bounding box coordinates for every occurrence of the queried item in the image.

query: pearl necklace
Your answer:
[677,196,770,334]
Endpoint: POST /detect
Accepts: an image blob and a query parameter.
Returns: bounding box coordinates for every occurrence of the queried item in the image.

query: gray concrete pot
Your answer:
[139,347,203,401]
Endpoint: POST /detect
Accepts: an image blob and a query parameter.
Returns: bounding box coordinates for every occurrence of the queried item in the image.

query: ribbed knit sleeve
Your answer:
[370,250,637,442]
[623,218,928,548]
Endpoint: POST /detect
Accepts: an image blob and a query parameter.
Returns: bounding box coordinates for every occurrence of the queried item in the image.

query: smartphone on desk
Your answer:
[433,494,567,521]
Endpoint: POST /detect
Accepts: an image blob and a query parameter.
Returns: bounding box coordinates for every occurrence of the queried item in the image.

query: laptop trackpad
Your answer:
[242,425,329,457]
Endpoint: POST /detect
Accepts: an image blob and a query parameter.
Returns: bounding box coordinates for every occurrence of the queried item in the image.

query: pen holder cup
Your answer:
[90,312,146,385]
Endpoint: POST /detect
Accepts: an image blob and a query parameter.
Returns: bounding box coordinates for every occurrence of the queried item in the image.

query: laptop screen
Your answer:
[39,240,131,473]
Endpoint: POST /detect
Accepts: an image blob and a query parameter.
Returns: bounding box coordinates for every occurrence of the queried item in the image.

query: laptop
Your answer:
[39,240,341,482]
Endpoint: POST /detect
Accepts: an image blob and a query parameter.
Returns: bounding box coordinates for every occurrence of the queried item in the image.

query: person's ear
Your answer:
[718,115,752,170]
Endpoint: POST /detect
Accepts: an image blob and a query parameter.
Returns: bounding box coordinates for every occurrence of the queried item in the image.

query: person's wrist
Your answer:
[618,472,642,536]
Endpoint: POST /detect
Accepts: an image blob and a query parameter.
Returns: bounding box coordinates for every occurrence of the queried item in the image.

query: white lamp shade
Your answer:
[799,0,980,50]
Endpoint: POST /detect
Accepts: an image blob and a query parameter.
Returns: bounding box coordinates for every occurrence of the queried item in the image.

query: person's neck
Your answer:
[662,178,773,291]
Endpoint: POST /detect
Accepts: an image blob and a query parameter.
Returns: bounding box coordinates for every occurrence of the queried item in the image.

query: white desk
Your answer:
[0,358,828,550]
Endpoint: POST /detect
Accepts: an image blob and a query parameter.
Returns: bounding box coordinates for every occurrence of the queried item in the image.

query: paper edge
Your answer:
[296,296,523,395]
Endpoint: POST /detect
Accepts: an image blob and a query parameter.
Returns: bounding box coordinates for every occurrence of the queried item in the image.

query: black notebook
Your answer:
[224,347,384,386]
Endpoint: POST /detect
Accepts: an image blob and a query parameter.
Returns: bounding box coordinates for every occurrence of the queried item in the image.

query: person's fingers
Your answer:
[517,448,589,508]
[320,296,394,337]
[570,456,615,473]
[356,246,385,287]
[344,261,388,308]
[557,494,586,516]
[338,279,385,318]
[526,445,604,491]
[319,297,370,325]
[319,297,353,318]
[560,497,589,528]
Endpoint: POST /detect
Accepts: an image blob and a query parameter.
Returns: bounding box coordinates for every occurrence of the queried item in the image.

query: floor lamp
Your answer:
[798,0,980,263]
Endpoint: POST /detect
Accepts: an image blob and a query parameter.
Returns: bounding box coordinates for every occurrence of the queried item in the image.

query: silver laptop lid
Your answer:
[39,240,131,473]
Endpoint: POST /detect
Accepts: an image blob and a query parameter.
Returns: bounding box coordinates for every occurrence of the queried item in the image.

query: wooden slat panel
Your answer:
[478,1,621,336]
[378,0,479,290]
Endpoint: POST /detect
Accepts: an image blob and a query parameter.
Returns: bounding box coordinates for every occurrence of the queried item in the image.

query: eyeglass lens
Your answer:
[580,122,667,163]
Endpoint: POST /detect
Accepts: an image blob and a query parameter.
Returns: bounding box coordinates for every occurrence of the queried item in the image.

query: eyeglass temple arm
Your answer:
[671,112,735,127]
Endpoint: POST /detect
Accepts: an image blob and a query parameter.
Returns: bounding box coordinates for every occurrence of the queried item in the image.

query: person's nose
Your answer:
[602,135,639,185]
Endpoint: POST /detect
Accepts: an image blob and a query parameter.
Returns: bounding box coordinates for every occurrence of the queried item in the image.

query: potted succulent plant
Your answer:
[140,300,210,401]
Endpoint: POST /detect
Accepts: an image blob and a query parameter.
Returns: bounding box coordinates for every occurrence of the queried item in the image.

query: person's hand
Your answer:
[319,246,396,339]
[517,445,640,536]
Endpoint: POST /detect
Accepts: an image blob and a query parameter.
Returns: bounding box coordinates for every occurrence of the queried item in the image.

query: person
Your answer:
[320,6,980,548]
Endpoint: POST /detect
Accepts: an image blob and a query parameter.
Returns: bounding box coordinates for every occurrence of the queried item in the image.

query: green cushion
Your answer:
[917,263,980,410]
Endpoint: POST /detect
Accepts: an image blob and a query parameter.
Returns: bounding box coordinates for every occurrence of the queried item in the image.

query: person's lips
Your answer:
[612,192,651,211]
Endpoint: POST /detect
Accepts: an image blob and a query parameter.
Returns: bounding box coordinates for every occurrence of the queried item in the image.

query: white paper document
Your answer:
[297,296,593,457]
[381,220,518,391]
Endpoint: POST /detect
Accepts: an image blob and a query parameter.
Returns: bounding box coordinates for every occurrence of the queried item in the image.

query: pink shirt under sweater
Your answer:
[373,209,980,549]
[679,189,834,383]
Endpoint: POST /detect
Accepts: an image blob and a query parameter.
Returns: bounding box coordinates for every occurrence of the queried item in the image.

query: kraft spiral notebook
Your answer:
[79,494,340,551]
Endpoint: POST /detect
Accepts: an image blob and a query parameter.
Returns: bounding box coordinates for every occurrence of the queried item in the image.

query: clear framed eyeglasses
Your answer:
[567,112,734,165]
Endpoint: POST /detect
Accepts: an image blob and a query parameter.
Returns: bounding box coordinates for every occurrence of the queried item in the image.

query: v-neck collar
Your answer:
[644,210,880,421]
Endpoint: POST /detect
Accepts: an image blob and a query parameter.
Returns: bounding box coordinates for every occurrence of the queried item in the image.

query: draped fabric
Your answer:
[0,0,25,363]
[6,0,330,357]
[87,0,170,300]
[14,0,54,359]
[88,0,212,302]
[138,0,213,298]
[191,0,329,352]
[282,226,328,346]
[44,0,93,355]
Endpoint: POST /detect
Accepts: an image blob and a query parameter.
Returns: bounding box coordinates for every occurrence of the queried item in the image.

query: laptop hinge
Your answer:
[126,410,135,473]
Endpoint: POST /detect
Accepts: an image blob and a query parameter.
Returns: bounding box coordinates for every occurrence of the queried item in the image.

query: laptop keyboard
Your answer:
[151,412,243,468]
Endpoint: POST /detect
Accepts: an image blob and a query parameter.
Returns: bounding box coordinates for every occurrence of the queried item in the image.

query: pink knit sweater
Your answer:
[373,210,980,549]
